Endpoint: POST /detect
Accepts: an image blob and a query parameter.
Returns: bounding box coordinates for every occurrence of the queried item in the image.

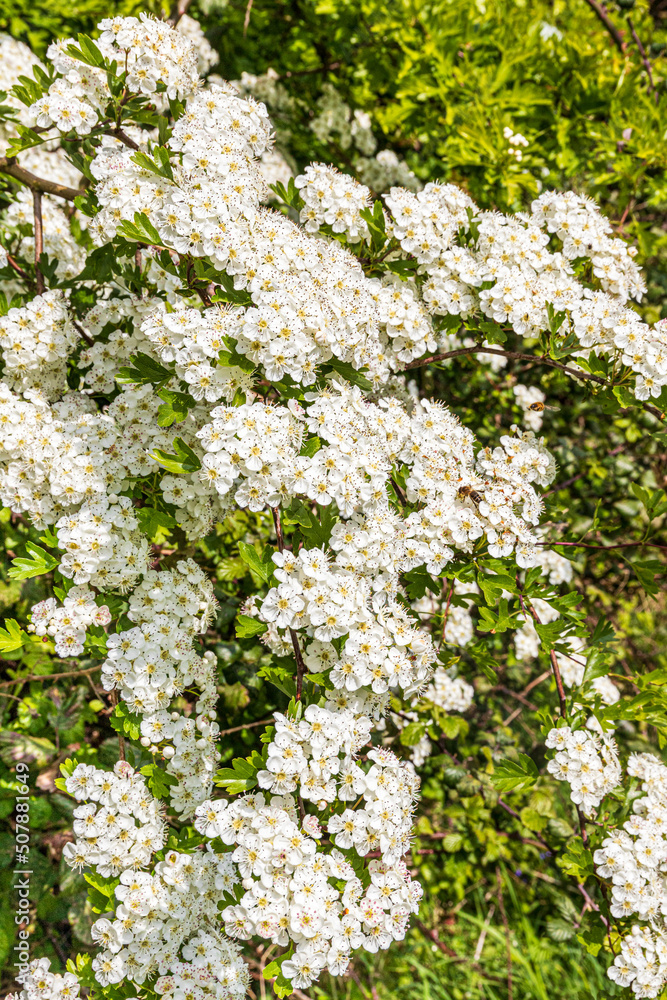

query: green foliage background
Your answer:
[1,1,667,998]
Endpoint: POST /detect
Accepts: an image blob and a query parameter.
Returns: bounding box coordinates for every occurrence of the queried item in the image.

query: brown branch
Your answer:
[243,0,255,36]
[522,592,568,718]
[218,717,274,737]
[536,539,667,552]
[72,318,94,347]
[627,16,659,101]
[582,0,627,53]
[0,156,84,201]
[0,664,101,688]
[166,0,194,25]
[33,189,44,295]
[440,578,455,646]
[6,254,30,281]
[403,344,665,420]
[404,345,607,385]
[106,127,140,151]
[413,918,458,958]
[390,475,406,506]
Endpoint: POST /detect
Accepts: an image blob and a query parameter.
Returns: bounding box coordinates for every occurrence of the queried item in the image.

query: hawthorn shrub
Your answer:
[0,4,666,1000]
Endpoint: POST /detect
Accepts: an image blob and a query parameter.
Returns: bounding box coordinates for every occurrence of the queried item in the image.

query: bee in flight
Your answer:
[457,484,483,505]
[528,401,560,412]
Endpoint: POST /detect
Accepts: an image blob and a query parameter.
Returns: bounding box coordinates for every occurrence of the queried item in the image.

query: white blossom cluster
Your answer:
[141,301,255,403]
[196,385,554,569]
[608,927,667,999]
[381,180,662,401]
[155,958,249,1000]
[0,291,79,398]
[89,851,244,988]
[62,760,166,876]
[7,957,80,1000]
[309,83,377,155]
[545,726,621,816]
[256,705,372,803]
[30,14,200,138]
[260,545,437,700]
[0,34,82,198]
[101,559,218,714]
[296,163,371,242]
[195,787,421,988]
[29,585,111,656]
[98,560,220,817]
[589,754,667,996]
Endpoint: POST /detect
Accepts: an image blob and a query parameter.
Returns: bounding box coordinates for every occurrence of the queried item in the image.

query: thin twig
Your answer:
[72,318,94,347]
[218,718,274,737]
[627,16,658,102]
[402,344,665,420]
[536,539,667,552]
[516,575,568,717]
[33,189,44,294]
[440,578,455,646]
[166,0,194,25]
[243,0,255,36]
[0,664,101,688]
[109,689,126,761]
[582,0,626,53]
[6,254,30,281]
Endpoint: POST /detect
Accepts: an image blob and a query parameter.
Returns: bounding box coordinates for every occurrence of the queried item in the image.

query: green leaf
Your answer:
[269,177,304,210]
[8,542,59,580]
[631,482,667,520]
[257,662,297,697]
[132,148,174,182]
[151,437,201,474]
[76,244,118,283]
[546,917,575,942]
[140,763,177,799]
[263,947,295,998]
[238,542,274,585]
[0,619,27,655]
[135,507,176,544]
[477,599,521,633]
[214,755,259,794]
[116,212,162,247]
[490,753,539,791]
[400,720,428,746]
[300,436,322,458]
[320,358,373,391]
[235,614,268,638]
[109,702,142,742]
[66,34,106,68]
[157,387,196,427]
[557,837,595,879]
[116,351,173,386]
[478,319,507,345]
